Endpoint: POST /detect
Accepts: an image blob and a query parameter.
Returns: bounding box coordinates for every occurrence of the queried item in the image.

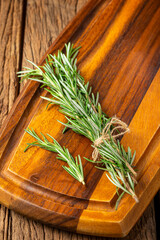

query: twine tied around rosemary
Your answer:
[92,116,130,161]
[92,116,139,202]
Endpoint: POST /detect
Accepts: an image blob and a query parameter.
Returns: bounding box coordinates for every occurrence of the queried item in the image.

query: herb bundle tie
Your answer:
[92,116,130,161]
[92,116,139,202]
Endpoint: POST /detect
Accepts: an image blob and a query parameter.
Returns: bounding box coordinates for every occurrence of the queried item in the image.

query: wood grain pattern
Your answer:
[0,0,159,239]
[0,0,23,127]
[0,1,24,239]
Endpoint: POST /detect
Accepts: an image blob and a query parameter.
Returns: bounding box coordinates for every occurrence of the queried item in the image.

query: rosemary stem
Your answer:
[125,161,137,177]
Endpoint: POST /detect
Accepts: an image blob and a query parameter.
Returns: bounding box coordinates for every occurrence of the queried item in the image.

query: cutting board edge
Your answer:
[0,160,159,237]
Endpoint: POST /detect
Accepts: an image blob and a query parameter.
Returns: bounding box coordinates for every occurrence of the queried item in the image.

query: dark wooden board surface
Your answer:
[0,0,159,239]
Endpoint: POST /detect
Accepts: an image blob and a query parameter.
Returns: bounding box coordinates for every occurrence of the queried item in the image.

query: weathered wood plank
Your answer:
[0,1,24,239]
[0,0,23,127]
[0,0,158,239]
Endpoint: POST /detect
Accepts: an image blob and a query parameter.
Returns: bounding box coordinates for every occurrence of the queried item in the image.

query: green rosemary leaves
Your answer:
[25,128,85,185]
[18,43,138,206]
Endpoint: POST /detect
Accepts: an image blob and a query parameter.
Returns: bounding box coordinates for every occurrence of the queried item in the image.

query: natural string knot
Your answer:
[92,116,130,161]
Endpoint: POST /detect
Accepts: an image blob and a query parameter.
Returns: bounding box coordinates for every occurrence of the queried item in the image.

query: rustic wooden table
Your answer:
[0,0,159,239]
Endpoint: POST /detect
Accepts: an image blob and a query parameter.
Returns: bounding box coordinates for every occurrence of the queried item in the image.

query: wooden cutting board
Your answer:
[0,0,160,237]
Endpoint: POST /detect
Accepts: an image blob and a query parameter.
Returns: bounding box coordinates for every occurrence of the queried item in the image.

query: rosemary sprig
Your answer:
[18,43,138,205]
[24,128,85,185]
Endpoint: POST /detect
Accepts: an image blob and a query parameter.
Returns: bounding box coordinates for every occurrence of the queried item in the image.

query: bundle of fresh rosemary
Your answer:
[18,43,138,208]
